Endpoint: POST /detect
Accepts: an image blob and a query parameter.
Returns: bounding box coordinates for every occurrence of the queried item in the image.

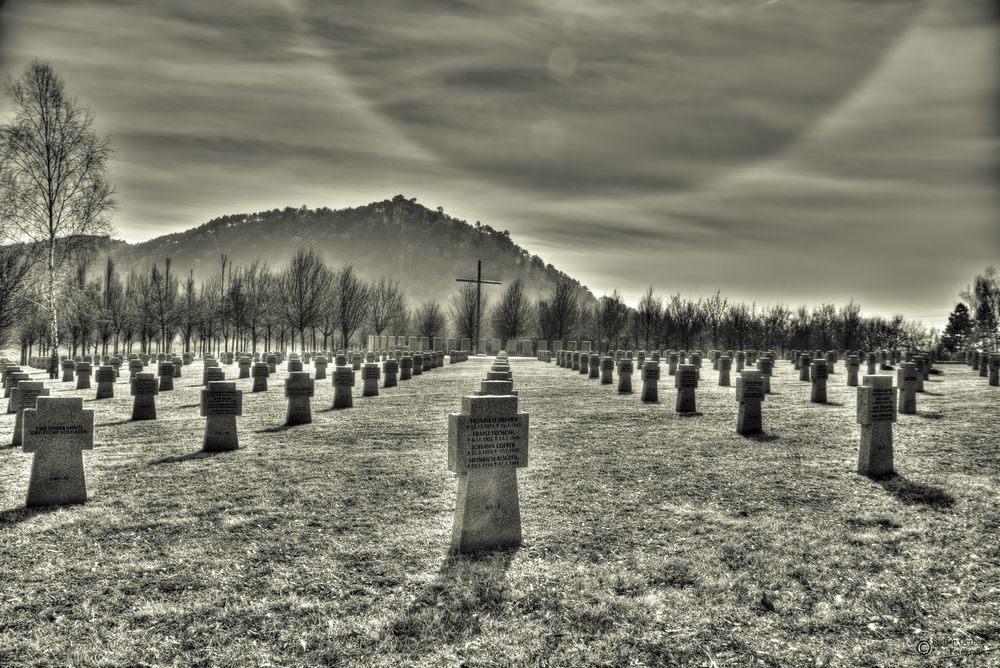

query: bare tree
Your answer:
[333,265,368,349]
[368,277,405,337]
[242,261,272,353]
[596,290,629,351]
[0,244,35,352]
[416,300,446,341]
[0,60,115,376]
[450,284,480,343]
[489,277,530,347]
[280,248,331,352]
[636,286,663,350]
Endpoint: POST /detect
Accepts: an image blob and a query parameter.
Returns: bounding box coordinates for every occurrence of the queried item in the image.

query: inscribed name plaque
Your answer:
[857,375,897,477]
[675,364,699,413]
[22,397,95,507]
[362,363,380,397]
[448,395,529,553]
[200,382,243,451]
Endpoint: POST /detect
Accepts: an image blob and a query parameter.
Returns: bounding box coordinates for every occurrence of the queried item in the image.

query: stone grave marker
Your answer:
[799,354,812,381]
[383,359,399,387]
[76,362,92,390]
[5,371,29,404]
[238,357,252,379]
[448,394,529,553]
[618,358,633,393]
[989,354,999,387]
[61,360,75,382]
[158,362,174,391]
[846,355,860,387]
[675,364,698,413]
[203,366,225,385]
[896,362,918,414]
[251,362,269,392]
[735,370,765,434]
[668,352,678,376]
[756,357,773,394]
[128,359,143,380]
[600,357,614,384]
[285,372,315,425]
[857,375,897,477]
[10,381,49,446]
[314,355,328,380]
[718,355,732,386]
[400,355,413,380]
[201,381,243,451]
[810,359,828,403]
[267,354,278,374]
[641,361,660,402]
[412,353,423,376]
[362,363,380,397]
[333,366,355,408]
[579,352,590,376]
[95,365,116,399]
[172,357,183,378]
[22,397,94,506]
[130,372,158,420]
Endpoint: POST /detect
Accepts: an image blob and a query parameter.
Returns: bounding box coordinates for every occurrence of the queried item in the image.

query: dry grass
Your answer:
[1,357,998,667]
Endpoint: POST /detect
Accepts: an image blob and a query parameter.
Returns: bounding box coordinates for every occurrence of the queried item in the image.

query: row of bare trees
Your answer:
[478,281,933,354]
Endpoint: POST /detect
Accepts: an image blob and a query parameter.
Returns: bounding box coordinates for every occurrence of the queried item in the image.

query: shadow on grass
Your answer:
[173,403,200,409]
[96,419,132,428]
[742,431,780,442]
[0,505,60,529]
[819,401,844,407]
[318,406,350,413]
[387,547,520,646]
[148,451,228,466]
[676,412,704,417]
[916,412,945,420]
[921,391,944,397]
[256,424,295,434]
[874,474,955,509]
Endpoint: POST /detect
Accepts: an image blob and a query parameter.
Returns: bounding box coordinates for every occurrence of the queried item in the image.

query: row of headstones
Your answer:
[544,348,913,475]
[5,346,470,507]
[966,350,1000,386]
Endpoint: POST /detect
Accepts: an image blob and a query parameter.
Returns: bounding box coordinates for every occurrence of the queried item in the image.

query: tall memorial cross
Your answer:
[455,260,501,356]
[22,397,95,507]
[448,394,529,553]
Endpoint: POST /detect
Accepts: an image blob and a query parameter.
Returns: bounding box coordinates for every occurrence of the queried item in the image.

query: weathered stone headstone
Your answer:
[718,355,732,386]
[600,357,614,384]
[400,355,413,380]
[203,366,225,385]
[130,372,158,420]
[172,357,183,378]
[799,354,812,381]
[736,370,765,435]
[412,353,423,376]
[896,362,918,414]
[810,359,828,403]
[5,371,29,404]
[285,372,314,425]
[314,355,328,380]
[267,354,278,374]
[95,365,116,399]
[10,381,49,446]
[383,359,399,387]
[22,397,94,506]
[667,352,678,376]
[238,356,252,379]
[251,362,269,392]
[128,359,143,380]
[756,357,773,394]
[158,362,174,391]
[846,355,860,387]
[579,352,590,376]
[333,366,355,408]
[857,375,896,477]
[76,362,93,390]
[61,360,75,382]
[989,354,1000,387]
[675,364,698,413]
[362,363,380,397]
[641,361,659,402]
[618,358,633,393]
[448,394,529,553]
[200,381,243,451]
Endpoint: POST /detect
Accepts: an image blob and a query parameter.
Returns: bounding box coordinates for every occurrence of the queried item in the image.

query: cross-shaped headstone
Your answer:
[22,397,94,506]
[448,394,529,553]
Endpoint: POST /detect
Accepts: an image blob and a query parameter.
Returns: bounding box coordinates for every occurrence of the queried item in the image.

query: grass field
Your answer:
[1,356,998,667]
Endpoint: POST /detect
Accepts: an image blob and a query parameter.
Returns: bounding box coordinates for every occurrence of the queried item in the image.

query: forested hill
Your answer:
[108,195,596,305]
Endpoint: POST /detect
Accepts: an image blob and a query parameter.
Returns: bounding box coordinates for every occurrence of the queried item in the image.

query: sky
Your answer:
[1,0,997,329]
